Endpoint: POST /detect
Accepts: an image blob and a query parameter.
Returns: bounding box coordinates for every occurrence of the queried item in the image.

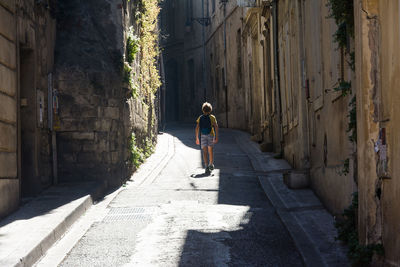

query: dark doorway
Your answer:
[19,48,39,196]
[165,59,179,121]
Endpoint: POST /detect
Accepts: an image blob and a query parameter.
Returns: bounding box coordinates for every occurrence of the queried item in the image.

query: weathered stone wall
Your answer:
[181,0,208,122]
[54,0,158,186]
[355,0,400,264]
[0,0,18,219]
[269,0,357,215]
[204,4,246,129]
[0,0,56,218]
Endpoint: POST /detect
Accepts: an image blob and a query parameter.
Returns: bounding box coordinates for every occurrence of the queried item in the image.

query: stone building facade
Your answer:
[161,0,249,127]
[0,0,56,219]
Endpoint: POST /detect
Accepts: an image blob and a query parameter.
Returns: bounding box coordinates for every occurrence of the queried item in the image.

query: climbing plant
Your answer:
[327,0,354,50]
[335,193,384,266]
[125,0,161,169]
[123,62,133,86]
[129,133,144,168]
[347,96,357,143]
[334,80,352,97]
[137,0,162,100]
[123,0,161,102]
[326,3,378,261]
[327,0,357,177]
[126,28,140,64]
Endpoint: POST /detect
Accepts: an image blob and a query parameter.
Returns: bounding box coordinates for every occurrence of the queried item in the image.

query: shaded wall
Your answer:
[355,0,400,264]
[272,0,357,215]
[55,0,158,186]
[160,0,185,122]
[0,0,56,218]
[205,3,247,130]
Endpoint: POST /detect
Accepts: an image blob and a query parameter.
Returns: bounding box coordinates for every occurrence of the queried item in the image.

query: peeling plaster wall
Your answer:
[275,0,308,170]
[275,0,356,215]
[355,0,400,264]
[305,0,357,216]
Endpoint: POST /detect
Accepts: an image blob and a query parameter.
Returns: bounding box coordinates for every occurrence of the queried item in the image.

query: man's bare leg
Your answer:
[208,146,213,166]
[202,147,208,168]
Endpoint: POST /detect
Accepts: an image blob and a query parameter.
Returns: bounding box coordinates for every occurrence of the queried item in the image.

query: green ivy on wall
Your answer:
[334,80,352,97]
[327,0,354,50]
[126,30,140,64]
[123,0,161,102]
[129,133,155,169]
[335,193,384,266]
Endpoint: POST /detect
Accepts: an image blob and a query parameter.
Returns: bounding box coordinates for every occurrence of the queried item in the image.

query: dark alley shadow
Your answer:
[164,125,304,266]
[0,182,119,229]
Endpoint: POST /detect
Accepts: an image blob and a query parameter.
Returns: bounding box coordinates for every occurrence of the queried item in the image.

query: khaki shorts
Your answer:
[200,134,215,148]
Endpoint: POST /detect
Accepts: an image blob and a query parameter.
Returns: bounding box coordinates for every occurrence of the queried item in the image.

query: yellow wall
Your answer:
[356,0,400,264]
[275,0,357,215]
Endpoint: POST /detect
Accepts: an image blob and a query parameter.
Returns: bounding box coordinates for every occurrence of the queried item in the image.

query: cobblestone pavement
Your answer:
[59,125,303,266]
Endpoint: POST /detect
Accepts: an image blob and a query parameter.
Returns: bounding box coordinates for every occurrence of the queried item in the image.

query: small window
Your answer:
[188,59,195,99]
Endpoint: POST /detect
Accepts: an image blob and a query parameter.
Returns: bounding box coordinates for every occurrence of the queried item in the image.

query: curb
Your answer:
[234,130,329,267]
[258,176,327,267]
[135,133,175,187]
[28,133,172,267]
[0,180,109,267]
[33,132,175,266]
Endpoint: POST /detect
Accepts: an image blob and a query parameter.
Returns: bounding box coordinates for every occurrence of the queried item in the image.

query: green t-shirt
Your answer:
[196,114,217,136]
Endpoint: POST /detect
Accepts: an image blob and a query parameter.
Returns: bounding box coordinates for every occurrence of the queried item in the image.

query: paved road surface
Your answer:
[50,126,304,266]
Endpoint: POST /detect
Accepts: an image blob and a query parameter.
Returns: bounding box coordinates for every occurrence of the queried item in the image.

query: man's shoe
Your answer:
[205,166,210,174]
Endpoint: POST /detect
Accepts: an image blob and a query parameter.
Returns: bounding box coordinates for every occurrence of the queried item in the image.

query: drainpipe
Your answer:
[201,0,207,101]
[272,0,283,153]
[223,1,228,128]
[16,9,21,196]
[48,73,58,185]
[160,53,166,131]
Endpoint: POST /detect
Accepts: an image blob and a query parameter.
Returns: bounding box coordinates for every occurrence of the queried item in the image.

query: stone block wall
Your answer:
[54,0,159,186]
[0,0,56,218]
[55,69,128,184]
[0,0,18,218]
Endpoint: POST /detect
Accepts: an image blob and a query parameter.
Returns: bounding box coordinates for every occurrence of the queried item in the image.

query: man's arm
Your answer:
[213,122,219,144]
[195,123,200,145]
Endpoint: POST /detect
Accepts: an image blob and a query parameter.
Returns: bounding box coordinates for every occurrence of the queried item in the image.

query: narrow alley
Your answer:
[1,0,400,266]
[30,125,346,266]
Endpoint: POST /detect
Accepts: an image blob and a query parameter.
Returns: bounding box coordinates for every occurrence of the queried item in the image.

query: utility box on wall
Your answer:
[237,0,257,7]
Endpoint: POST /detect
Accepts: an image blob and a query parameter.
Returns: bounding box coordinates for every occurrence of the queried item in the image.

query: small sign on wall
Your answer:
[37,90,44,128]
[375,127,390,179]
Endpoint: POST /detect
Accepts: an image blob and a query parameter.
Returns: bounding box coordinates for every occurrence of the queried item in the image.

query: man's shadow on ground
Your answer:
[190,172,214,178]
